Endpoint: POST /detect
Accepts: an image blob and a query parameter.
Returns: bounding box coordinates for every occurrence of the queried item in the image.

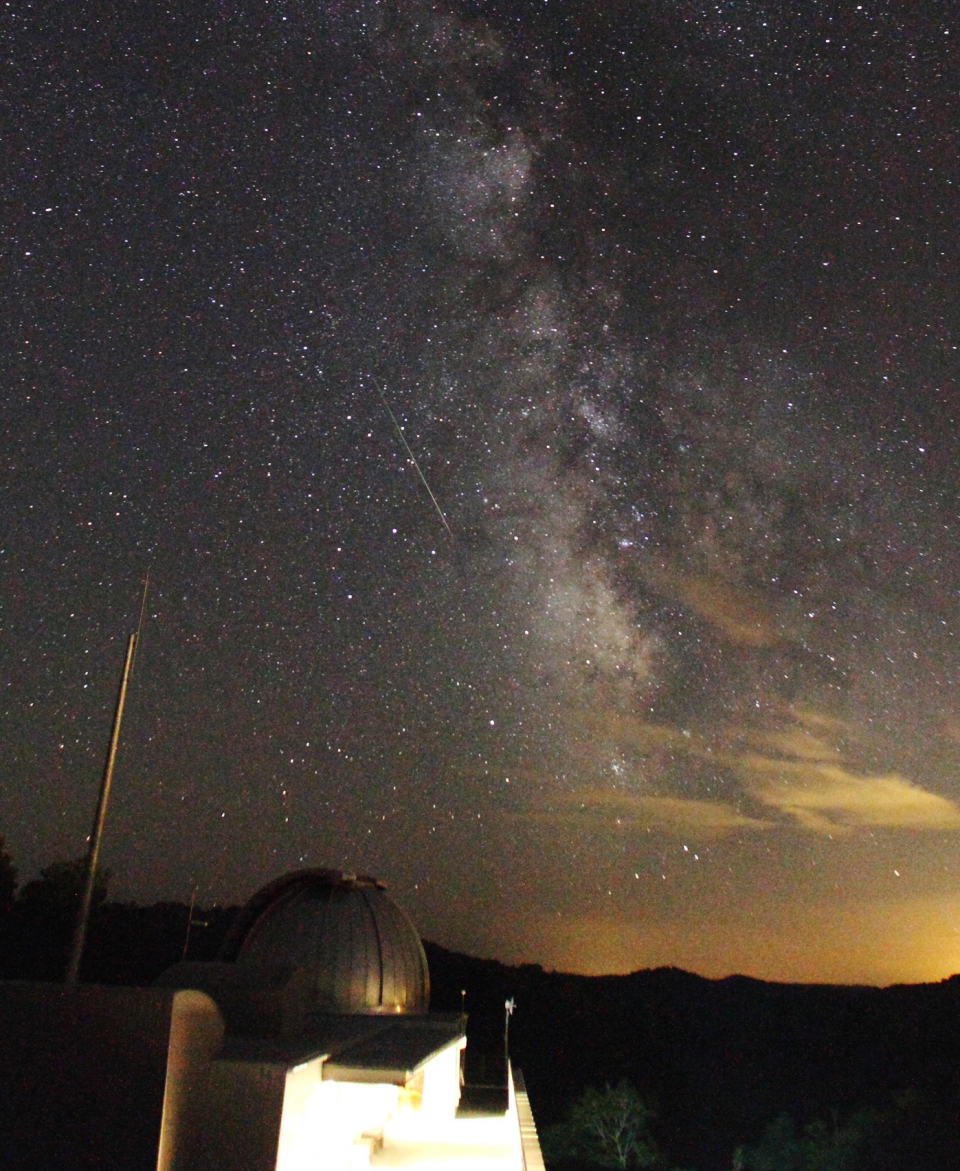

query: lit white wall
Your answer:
[277,1069,400,1171]
[158,989,225,1171]
[275,1038,465,1171]
[419,1039,466,1122]
[275,1057,326,1171]
[372,1063,527,1171]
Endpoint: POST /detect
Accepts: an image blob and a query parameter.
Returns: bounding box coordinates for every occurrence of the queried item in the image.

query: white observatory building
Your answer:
[0,868,544,1171]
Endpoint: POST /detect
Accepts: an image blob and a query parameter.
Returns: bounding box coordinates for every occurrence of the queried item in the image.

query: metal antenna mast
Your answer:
[66,573,148,984]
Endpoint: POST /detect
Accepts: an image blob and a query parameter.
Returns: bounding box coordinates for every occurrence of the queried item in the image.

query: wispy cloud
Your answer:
[737,756,960,833]
[640,565,784,648]
[571,709,690,754]
[789,707,859,737]
[534,788,773,835]
[745,727,843,763]
[568,689,960,838]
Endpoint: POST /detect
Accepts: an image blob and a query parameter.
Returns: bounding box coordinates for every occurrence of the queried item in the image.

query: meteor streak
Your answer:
[374,380,454,539]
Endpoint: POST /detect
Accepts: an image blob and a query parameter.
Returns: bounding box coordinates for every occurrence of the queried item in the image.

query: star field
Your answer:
[2,0,960,983]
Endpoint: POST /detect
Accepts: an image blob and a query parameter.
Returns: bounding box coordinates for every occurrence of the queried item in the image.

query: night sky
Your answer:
[3,0,960,984]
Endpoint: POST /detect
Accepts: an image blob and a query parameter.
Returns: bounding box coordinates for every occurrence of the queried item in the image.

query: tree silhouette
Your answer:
[543,1082,658,1170]
[5,856,112,980]
[17,856,110,914]
[0,836,17,914]
[734,1109,881,1171]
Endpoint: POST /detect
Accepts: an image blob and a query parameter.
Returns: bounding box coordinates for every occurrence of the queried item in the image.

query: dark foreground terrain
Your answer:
[425,943,960,1170]
[2,897,958,1170]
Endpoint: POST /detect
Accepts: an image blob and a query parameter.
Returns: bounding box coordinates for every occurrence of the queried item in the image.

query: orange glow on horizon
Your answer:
[488,897,960,987]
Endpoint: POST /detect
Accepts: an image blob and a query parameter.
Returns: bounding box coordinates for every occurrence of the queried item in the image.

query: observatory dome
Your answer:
[220,869,430,1015]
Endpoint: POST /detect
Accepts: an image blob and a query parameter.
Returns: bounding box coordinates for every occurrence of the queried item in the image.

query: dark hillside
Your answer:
[425,942,960,1170]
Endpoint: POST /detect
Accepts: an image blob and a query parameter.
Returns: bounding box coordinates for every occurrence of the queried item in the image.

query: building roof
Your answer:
[216,1013,464,1083]
[319,1013,464,1083]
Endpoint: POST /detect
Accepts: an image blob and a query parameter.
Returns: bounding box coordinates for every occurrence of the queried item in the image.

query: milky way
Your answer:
[2,0,959,982]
